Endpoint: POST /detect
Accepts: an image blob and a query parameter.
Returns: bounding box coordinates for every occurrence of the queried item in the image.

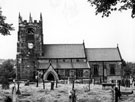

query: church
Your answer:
[16,14,123,83]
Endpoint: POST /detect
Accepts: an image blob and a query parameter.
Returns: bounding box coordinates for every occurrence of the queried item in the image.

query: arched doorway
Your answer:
[43,64,59,81]
[47,73,55,81]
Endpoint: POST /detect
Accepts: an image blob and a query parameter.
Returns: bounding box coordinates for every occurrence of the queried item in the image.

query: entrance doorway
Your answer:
[47,73,55,81]
[43,64,59,81]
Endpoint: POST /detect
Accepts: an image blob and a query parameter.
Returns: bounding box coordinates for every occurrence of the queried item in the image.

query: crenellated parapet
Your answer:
[18,13,43,26]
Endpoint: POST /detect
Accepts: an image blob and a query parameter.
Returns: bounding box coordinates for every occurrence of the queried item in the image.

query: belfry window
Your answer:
[27,34,34,41]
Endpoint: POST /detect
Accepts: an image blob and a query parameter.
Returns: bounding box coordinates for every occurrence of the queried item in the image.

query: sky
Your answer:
[0,0,134,62]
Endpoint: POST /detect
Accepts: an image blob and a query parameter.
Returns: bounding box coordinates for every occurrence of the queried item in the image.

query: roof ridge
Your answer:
[86,47,117,49]
[44,43,83,45]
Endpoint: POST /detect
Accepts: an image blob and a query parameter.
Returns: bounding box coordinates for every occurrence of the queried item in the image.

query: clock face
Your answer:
[27,27,35,34]
[28,43,34,49]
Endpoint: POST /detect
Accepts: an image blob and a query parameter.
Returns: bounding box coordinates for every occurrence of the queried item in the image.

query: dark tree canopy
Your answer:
[0,60,16,89]
[123,62,135,78]
[88,0,135,18]
[0,8,14,35]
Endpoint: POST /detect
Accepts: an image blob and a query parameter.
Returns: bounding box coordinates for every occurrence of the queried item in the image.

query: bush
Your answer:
[1,77,9,89]
[0,60,16,89]
[4,96,12,102]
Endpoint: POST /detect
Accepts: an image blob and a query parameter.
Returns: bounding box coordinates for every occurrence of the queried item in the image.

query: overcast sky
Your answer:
[0,0,134,62]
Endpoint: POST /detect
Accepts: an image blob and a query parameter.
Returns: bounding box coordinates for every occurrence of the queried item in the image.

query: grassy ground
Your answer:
[0,82,135,102]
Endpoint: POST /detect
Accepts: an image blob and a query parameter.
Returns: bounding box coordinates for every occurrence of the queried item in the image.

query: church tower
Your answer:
[17,13,43,80]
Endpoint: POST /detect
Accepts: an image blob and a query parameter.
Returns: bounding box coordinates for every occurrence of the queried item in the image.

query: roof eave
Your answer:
[37,57,86,60]
[117,45,123,61]
[88,60,122,62]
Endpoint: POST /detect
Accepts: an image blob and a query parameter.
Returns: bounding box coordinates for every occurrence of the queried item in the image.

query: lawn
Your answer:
[0,81,135,102]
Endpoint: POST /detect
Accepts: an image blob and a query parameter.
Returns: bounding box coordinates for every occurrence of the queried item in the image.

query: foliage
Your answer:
[0,60,16,89]
[123,62,135,77]
[0,7,14,35]
[123,62,131,77]
[4,96,12,102]
[88,0,135,18]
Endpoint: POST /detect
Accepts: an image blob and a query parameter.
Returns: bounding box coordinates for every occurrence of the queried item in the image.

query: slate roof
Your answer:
[86,48,122,61]
[41,44,86,59]
[38,62,89,69]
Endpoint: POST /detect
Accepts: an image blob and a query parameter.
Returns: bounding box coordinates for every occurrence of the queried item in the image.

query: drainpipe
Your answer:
[42,70,45,89]
[56,72,58,88]
[56,59,58,88]
[103,62,105,83]
[87,61,91,91]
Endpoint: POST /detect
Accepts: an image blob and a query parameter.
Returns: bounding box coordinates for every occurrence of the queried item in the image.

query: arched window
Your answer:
[65,69,70,77]
[76,69,83,78]
[109,64,116,75]
[93,64,99,76]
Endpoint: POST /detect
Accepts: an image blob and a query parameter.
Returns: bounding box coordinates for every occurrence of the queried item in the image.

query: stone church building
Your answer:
[16,14,123,83]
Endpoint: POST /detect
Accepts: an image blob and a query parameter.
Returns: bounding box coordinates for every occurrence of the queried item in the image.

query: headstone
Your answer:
[68,77,70,84]
[116,80,118,88]
[114,87,121,102]
[68,90,72,102]
[51,81,54,90]
[132,81,134,88]
[71,89,76,102]
[130,78,133,87]
[12,86,17,102]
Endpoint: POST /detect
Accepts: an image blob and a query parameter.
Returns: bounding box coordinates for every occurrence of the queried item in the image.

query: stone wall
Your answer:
[89,61,122,82]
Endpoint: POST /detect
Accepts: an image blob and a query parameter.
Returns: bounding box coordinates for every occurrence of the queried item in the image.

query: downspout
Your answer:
[87,61,91,91]
[103,61,105,83]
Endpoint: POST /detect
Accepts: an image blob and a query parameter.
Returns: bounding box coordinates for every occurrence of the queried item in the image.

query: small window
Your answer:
[76,69,83,78]
[58,69,65,76]
[70,70,76,78]
[93,64,99,76]
[110,64,116,75]
[65,69,70,77]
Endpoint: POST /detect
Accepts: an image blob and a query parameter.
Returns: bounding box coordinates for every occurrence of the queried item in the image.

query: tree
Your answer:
[0,60,16,89]
[88,0,135,18]
[122,62,135,78]
[123,63,131,77]
[0,7,14,35]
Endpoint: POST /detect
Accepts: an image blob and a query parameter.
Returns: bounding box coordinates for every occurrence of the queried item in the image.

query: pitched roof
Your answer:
[42,44,86,59]
[38,62,89,69]
[86,48,122,61]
